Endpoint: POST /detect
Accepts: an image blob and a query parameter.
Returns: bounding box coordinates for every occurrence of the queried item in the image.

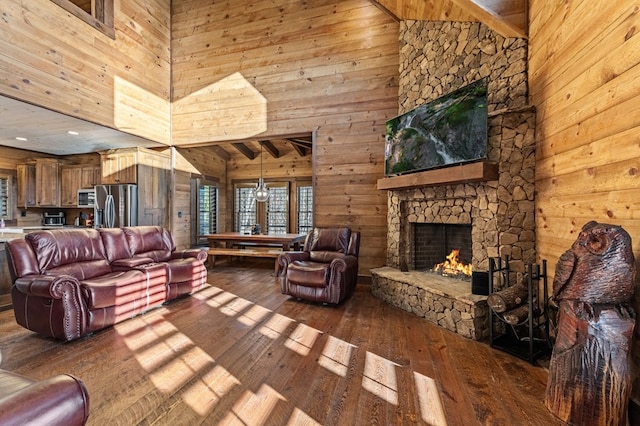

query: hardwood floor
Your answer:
[0,260,563,425]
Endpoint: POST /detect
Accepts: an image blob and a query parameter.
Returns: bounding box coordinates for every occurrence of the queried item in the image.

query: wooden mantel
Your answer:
[377,160,498,190]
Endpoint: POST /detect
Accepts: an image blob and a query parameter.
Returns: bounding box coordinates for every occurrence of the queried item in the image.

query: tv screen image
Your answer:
[385,78,488,176]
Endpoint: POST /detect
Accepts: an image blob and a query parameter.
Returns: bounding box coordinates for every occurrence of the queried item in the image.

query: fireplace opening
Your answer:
[414,223,473,272]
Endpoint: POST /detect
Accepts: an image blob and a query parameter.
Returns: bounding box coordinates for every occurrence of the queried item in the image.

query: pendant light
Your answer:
[254,144,270,202]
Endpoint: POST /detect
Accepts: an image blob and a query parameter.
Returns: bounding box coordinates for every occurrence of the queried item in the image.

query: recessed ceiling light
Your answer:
[15,137,27,141]
[67,131,79,135]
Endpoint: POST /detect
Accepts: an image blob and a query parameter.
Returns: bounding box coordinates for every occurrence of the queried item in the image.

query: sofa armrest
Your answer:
[171,248,208,262]
[277,251,310,275]
[0,372,90,426]
[14,274,81,299]
[111,257,155,270]
[330,255,358,272]
[13,275,87,341]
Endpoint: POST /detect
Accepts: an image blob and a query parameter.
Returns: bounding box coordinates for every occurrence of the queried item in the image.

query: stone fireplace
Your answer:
[371,20,537,341]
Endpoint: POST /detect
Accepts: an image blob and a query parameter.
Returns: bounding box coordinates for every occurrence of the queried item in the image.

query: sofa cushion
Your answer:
[98,228,132,262]
[308,227,351,253]
[122,226,174,262]
[26,229,109,279]
[80,269,166,309]
[287,261,330,287]
[166,258,204,283]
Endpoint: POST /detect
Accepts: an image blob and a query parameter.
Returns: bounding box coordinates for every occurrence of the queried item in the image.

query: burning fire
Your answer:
[433,249,473,277]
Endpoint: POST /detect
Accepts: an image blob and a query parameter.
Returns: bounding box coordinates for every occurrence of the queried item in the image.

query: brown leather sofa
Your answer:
[278,227,360,304]
[6,226,208,341]
[0,369,90,425]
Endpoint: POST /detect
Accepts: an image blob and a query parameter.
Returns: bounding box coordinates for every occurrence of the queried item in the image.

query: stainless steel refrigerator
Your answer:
[93,184,138,228]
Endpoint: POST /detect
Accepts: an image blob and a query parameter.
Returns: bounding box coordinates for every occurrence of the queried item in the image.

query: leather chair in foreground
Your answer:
[0,369,90,425]
[278,227,360,304]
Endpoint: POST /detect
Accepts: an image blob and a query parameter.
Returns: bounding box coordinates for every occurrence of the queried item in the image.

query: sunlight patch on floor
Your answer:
[286,408,322,425]
[362,351,400,405]
[259,312,295,339]
[183,364,241,416]
[149,344,215,393]
[225,383,286,426]
[414,371,448,425]
[237,304,273,327]
[218,296,254,317]
[318,335,356,377]
[284,323,323,356]
[205,289,238,308]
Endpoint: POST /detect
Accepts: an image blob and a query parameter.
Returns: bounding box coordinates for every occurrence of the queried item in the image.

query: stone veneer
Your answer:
[371,267,489,340]
[372,21,536,339]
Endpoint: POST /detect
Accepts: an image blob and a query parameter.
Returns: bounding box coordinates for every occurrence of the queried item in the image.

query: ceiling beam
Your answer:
[285,138,311,156]
[291,144,308,157]
[368,0,527,39]
[259,140,280,158]
[232,143,256,160]
[450,0,526,38]
[209,145,230,161]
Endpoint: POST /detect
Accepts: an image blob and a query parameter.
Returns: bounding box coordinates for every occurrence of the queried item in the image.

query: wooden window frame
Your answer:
[50,0,115,39]
[233,178,312,234]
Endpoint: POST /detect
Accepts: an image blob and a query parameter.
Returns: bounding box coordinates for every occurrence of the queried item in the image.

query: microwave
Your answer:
[43,212,65,226]
[77,188,95,208]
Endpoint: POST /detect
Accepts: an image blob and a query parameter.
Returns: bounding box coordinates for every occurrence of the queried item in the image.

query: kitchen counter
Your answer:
[0,226,91,242]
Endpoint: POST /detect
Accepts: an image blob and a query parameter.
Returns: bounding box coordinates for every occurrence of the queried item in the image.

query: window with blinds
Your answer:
[297,185,313,234]
[235,185,257,233]
[198,184,218,237]
[266,185,288,234]
[233,180,311,234]
[0,175,11,219]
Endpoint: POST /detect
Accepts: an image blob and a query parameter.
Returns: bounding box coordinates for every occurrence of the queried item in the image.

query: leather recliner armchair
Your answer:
[0,369,90,425]
[278,227,360,304]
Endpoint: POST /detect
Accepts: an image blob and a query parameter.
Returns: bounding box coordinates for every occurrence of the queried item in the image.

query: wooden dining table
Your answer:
[203,232,307,251]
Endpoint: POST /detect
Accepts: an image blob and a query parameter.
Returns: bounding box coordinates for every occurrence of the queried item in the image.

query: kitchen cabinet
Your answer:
[17,164,36,208]
[60,165,100,207]
[60,165,82,207]
[100,150,137,184]
[99,148,171,227]
[35,159,60,207]
[81,165,101,188]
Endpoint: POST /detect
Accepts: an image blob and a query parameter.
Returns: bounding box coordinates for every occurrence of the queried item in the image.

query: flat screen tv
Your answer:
[385,78,488,176]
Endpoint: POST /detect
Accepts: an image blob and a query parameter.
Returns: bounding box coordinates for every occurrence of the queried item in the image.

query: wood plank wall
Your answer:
[171,0,400,274]
[529,0,640,400]
[0,0,171,144]
[529,0,640,283]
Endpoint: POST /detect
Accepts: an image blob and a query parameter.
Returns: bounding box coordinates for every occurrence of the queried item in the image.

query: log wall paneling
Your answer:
[171,0,399,274]
[0,0,171,144]
[528,0,640,404]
